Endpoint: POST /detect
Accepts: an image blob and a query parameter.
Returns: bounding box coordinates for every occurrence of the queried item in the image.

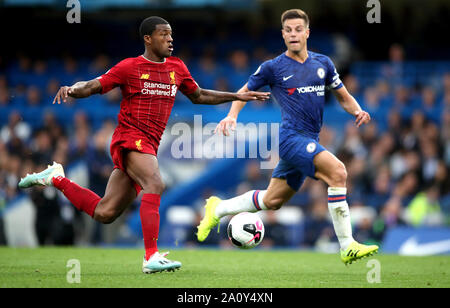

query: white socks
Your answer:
[215,190,268,218]
[327,187,354,250]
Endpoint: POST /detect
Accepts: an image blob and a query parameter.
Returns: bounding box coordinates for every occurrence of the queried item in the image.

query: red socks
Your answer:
[52,176,101,217]
[140,193,161,261]
[52,176,160,260]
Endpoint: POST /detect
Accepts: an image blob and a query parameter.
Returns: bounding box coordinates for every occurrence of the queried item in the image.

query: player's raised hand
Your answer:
[214,116,237,136]
[52,86,73,104]
[354,110,371,127]
[236,91,270,102]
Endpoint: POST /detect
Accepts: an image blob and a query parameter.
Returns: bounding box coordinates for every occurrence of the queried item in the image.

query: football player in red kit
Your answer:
[19,16,270,273]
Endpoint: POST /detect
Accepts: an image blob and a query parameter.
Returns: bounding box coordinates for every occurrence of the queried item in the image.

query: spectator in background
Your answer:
[420,140,440,183]
[318,125,338,154]
[30,129,53,165]
[45,79,61,103]
[30,183,74,246]
[421,86,437,110]
[366,165,392,210]
[10,54,32,87]
[2,154,21,200]
[375,79,391,103]
[392,171,420,206]
[33,60,49,89]
[360,121,378,150]
[212,77,232,112]
[87,121,114,196]
[392,85,411,111]
[68,112,91,163]
[26,86,42,106]
[362,86,381,114]
[0,86,10,106]
[382,43,405,84]
[260,211,288,248]
[302,197,335,249]
[196,46,221,90]
[341,121,367,158]
[68,126,90,163]
[41,111,65,145]
[0,111,31,146]
[241,160,270,190]
[89,54,110,78]
[351,200,378,245]
[60,55,79,85]
[227,49,251,91]
[370,198,400,243]
[104,87,121,106]
[441,73,450,96]
[342,74,361,101]
[404,183,444,226]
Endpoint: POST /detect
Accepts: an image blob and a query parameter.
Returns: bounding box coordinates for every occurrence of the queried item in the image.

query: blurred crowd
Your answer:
[0,43,449,248]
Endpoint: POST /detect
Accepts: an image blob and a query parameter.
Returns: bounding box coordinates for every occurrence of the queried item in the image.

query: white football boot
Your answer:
[18,161,65,188]
[142,251,182,274]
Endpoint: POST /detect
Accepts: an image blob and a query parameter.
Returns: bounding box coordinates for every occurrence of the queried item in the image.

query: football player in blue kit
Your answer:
[197,9,378,264]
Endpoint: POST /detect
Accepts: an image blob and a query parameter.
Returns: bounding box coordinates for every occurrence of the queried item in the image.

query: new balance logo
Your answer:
[283,75,294,81]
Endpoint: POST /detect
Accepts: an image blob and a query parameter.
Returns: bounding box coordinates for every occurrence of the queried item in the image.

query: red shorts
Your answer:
[110,123,158,196]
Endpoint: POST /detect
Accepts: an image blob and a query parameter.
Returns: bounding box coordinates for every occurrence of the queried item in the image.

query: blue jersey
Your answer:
[247,51,343,139]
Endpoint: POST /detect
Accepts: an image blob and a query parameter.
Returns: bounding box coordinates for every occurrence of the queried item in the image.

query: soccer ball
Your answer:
[227,212,265,249]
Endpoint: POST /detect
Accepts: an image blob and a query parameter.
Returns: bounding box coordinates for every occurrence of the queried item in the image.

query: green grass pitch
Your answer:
[0,247,449,288]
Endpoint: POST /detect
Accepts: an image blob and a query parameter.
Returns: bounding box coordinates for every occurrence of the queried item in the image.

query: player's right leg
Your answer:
[313,150,378,264]
[19,162,138,222]
[196,177,296,242]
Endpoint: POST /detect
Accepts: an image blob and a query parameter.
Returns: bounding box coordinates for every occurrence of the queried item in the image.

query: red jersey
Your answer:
[97,55,198,147]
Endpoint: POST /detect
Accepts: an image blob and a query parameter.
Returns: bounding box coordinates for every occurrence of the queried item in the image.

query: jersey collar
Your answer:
[140,55,166,64]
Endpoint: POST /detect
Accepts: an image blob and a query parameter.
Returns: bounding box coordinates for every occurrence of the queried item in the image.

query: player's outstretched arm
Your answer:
[185,85,269,106]
[215,83,251,136]
[333,86,371,127]
[53,79,102,104]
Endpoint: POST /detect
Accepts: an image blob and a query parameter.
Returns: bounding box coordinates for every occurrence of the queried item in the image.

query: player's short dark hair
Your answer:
[139,16,169,39]
[281,9,309,28]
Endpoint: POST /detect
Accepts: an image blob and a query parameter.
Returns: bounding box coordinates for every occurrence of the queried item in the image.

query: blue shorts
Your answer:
[272,129,326,191]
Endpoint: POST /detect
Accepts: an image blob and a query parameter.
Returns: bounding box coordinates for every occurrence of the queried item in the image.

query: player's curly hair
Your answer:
[281,9,309,28]
[139,16,169,39]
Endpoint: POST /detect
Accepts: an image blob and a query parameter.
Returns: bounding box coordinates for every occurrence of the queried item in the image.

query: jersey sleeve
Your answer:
[96,59,130,94]
[178,60,199,95]
[247,60,274,91]
[324,57,343,90]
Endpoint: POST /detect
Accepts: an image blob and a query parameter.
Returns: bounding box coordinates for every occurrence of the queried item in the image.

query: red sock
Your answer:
[141,193,161,261]
[52,176,101,217]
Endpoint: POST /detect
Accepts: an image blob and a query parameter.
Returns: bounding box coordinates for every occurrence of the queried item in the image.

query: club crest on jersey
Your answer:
[317,68,325,79]
[140,73,150,80]
[306,142,316,153]
[169,71,176,84]
[135,139,143,151]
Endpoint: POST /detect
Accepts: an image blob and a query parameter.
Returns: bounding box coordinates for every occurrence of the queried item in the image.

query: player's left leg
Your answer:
[124,151,181,273]
[214,177,296,217]
[313,150,378,264]
[197,173,298,242]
